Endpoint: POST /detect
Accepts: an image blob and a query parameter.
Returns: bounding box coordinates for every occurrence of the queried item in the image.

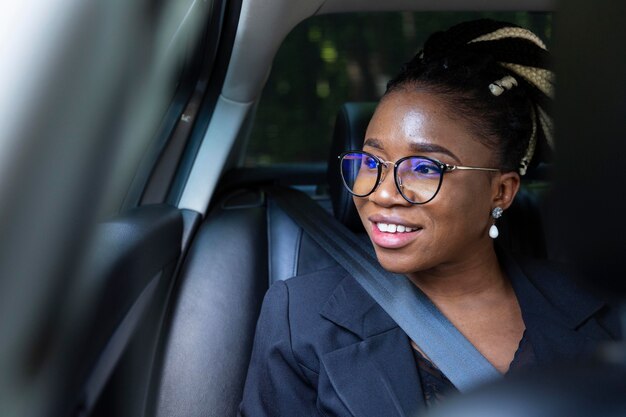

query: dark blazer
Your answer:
[238,252,620,417]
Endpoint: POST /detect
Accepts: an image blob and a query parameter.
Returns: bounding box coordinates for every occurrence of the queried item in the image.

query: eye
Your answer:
[363,156,378,169]
[413,161,441,176]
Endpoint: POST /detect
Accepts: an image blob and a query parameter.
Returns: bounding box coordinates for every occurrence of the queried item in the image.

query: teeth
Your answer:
[376,222,416,233]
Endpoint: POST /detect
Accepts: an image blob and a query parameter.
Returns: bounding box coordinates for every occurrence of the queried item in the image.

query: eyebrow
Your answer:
[363,138,384,150]
[363,138,461,163]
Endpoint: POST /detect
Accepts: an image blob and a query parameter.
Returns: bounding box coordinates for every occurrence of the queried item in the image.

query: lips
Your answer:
[368,216,423,249]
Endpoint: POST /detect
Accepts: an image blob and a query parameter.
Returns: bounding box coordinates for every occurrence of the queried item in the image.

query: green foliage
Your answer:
[244,12,552,167]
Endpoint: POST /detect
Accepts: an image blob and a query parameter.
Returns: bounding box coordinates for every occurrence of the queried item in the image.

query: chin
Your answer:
[374,249,424,275]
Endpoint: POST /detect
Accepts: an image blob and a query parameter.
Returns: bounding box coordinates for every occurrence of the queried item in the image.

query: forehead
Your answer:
[364,90,493,162]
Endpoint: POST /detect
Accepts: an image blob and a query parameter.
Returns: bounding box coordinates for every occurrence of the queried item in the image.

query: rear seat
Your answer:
[148,102,552,417]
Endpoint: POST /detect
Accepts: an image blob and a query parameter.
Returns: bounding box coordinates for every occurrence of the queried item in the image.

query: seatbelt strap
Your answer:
[266,186,502,392]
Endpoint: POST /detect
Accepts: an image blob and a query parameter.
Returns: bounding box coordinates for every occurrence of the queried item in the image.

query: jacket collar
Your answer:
[319,272,399,339]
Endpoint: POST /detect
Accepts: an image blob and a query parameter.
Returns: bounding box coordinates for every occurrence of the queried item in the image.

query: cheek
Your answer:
[430,179,493,238]
[353,195,364,214]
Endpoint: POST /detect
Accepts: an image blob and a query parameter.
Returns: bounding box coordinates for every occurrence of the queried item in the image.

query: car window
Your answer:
[243,11,552,167]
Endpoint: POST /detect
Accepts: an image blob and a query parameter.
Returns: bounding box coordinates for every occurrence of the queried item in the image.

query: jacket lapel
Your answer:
[318,275,423,417]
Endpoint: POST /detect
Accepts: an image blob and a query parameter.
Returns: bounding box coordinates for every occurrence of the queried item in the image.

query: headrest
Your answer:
[327,102,377,232]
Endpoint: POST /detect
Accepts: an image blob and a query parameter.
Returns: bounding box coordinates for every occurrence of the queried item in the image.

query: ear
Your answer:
[491,171,520,210]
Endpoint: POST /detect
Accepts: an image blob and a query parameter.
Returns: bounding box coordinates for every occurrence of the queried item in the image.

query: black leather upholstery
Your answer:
[150,191,268,417]
[267,197,304,282]
[327,102,377,233]
[267,197,337,284]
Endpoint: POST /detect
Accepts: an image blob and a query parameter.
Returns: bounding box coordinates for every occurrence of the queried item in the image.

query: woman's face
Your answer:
[355,89,518,275]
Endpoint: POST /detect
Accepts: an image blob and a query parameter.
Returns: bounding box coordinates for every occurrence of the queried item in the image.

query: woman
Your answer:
[239,19,619,417]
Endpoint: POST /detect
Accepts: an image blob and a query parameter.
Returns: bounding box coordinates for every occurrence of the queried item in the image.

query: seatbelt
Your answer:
[266,186,502,392]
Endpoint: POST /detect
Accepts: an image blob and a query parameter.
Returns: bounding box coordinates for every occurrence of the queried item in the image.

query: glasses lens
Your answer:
[396,157,443,203]
[340,152,379,197]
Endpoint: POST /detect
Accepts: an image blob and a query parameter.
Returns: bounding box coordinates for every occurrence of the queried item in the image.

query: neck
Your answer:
[407,244,509,304]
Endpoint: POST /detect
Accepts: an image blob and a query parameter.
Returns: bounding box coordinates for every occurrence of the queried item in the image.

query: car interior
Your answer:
[1,0,624,417]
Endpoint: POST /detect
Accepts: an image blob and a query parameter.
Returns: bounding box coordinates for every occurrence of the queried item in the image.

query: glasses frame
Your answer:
[338,150,500,204]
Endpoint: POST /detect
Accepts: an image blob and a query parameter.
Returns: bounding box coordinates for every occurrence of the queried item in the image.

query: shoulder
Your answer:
[283,264,351,303]
[263,265,350,313]
[269,265,354,336]
[253,265,350,356]
[262,264,352,325]
[260,265,364,372]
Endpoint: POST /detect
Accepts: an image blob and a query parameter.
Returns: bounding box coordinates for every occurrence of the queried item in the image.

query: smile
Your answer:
[369,220,423,249]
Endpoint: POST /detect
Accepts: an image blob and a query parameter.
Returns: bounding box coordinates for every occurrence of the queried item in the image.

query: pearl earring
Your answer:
[489,207,503,239]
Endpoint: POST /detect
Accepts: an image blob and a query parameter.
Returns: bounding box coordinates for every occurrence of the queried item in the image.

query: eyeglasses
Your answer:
[338,151,500,204]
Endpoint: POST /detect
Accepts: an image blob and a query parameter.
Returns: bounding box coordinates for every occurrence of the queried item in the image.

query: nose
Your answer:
[369,164,410,207]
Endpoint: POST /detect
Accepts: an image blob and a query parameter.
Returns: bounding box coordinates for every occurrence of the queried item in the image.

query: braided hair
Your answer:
[386,19,553,175]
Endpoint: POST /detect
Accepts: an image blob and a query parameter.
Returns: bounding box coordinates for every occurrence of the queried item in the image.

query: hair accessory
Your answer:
[489,75,518,96]
[489,207,503,239]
